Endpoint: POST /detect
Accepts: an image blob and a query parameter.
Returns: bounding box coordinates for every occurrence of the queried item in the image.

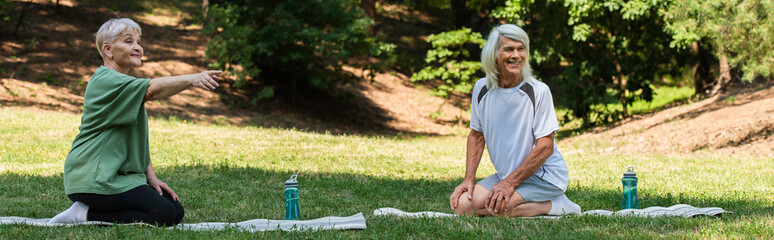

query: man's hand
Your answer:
[486,180,515,214]
[147,175,180,202]
[450,179,476,210]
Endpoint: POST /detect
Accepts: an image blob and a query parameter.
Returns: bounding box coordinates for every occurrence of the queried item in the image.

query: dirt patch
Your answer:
[562,83,774,157]
[0,77,83,112]
[341,67,468,135]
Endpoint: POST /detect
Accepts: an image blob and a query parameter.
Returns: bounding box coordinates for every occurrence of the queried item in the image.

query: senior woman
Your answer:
[48,18,221,226]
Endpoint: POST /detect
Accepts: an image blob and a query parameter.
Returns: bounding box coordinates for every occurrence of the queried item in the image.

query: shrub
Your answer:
[204,0,394,103]
[410,28,486,99]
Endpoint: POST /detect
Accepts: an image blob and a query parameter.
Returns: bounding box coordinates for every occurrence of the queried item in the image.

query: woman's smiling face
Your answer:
[107,29,143,70]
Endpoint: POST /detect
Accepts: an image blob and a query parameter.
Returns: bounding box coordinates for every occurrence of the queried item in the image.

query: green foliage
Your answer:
[0,0,15,22]
[410,28,485,99]
[491,0,686,126]
[628,86,694,114]
[579,85,695,124]
[18,64,27,76]
[666,0,774,82]
[724,95,736,104]
[38,73,58,85]
[412,0,693,127]
[382,0,453,10]
[250,87,274,105]
[492,0,534,24]
[204,0,393,101]
[21,38,38,54]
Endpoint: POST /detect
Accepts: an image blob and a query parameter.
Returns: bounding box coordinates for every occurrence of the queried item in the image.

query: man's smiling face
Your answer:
[495,35,526,83]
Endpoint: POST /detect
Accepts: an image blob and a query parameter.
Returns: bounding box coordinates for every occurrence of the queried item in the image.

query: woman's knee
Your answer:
[150,203,183,226]
[173,203,185,224]
[162,193,185,225]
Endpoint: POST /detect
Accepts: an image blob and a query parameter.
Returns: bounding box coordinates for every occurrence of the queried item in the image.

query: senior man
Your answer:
[449,24,580,217]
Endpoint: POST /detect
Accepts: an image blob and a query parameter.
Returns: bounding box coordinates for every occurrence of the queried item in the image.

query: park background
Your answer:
[1,0,772,238]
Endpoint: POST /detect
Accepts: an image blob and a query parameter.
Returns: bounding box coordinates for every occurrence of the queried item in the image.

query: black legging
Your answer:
[68,185,184,226]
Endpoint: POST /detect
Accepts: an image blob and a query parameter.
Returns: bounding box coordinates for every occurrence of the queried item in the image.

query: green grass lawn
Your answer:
[1,108,772,239]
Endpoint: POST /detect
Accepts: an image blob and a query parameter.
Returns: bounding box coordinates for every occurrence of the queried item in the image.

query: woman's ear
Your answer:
[103,43,113,59]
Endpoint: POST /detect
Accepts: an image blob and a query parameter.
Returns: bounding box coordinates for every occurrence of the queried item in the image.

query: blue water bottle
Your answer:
[284,174,301,220]
[622,167,639,209]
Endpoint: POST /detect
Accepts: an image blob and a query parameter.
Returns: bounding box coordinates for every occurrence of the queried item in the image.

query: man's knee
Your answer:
[454,192,477,216]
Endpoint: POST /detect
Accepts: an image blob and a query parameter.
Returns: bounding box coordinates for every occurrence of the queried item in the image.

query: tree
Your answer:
[666,0,774,95]
[204,0,393,104]
[361,0,376,33]
[410,28,486,122]
[0,0,15,24]
[414,0,687,126]
[535,0,684,123]
[382,0,504,32]
[2,0,32,37]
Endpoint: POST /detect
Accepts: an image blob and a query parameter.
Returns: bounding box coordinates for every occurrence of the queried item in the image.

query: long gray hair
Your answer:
[480,24,533,90]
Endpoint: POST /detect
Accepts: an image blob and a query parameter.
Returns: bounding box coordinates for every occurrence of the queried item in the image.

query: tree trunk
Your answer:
[617,75,628,117]
[291,73,298,105]
[202,0,209,20]
[360,0,376,34]
[711,45,731,96]
[14,1,32,37]
[691,40,713,96]
[613,58,628,117]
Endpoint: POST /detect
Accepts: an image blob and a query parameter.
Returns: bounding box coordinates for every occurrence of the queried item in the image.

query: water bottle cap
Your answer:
[624,167,636,177]
[285,174,299,187]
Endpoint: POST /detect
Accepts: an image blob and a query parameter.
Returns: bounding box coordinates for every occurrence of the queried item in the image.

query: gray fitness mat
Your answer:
[374,204,730,218]
[0,213,366,232]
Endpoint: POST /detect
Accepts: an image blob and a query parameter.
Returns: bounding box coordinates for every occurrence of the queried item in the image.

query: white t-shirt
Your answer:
[470,77,569,191]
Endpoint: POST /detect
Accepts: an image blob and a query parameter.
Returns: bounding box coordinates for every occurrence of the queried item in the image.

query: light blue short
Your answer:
[477,173,563,202]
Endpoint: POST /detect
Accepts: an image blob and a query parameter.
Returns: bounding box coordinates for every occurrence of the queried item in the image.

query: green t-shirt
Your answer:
[63,66,152,195]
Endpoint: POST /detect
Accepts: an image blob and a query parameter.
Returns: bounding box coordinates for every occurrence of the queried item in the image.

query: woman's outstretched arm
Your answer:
[143,70,222,102]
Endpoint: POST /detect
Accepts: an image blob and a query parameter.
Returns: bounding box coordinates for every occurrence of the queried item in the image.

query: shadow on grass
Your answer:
[567,185,773,217]
[2,166,773,238]
[1,165,771,221]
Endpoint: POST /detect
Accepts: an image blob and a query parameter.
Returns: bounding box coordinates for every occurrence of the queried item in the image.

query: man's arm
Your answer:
[502,132,555,188]
[450,129,486,210]
[463,129,486,182]
[485,132,555,212]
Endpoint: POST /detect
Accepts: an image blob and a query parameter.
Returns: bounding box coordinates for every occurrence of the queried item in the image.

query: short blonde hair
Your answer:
[94,18,142,58]
[480,24,533,90]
